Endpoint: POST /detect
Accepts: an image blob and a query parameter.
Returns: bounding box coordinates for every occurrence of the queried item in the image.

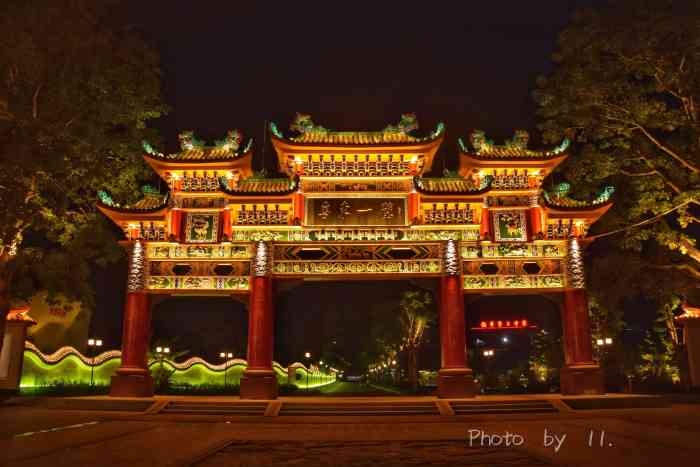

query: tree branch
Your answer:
[584,200,694,242]
[32,83,43,119]
[620,169,657,177]
[634,125,699,173]
[651,264,700,281]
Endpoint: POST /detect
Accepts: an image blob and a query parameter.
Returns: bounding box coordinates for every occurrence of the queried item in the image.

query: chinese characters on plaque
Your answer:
[308,198,406,226]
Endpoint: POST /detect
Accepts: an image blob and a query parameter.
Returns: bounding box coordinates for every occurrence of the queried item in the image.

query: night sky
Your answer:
[92,1,604,370]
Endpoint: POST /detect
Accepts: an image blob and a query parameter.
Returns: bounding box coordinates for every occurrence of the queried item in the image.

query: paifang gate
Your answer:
[97,114,615,399]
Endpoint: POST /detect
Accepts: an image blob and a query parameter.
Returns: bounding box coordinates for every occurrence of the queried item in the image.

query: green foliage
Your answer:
[528,330,563,386]
[0,1,167,317]
[20,381,109,397]
[637,295,681,385]
[399,290,434,349]
[534,0,700,299]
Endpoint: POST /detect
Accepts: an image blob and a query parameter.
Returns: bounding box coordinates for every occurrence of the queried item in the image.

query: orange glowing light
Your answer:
[497,320,503,327]
[489,321,495,327]
[480,321,487,328]
[506,321,511,327]
[522,319,528,327]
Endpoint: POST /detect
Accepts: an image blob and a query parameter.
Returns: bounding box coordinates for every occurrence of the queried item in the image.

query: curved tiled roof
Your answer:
[270,122,444,146]
[146,139,253,162]
[458,131,569,160]
[414,175,492,194]
[542,186,615,210]
[97,192,169,213]
[219,176,298,196]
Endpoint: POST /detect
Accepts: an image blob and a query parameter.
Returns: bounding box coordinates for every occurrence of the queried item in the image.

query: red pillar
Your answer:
[169,209,182,242]
[292,192,305,225]
[240,269,278,399]
[479,206,491,241]
[529,206,543,239]
[221,208,232,241]
[408,192,421,224]
[560,289,604,394]
[437,275,477,398]
[110,292,153,396]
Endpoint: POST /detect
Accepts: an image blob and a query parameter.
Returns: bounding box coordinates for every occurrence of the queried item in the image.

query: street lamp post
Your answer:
[219,352,234,388]
[304,352,311,391]
[595,337,614,363]
[87,338,103,386]
[155,346,171,372]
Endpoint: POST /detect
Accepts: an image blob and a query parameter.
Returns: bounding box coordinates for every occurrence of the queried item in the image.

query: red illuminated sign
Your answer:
[474,319,533,330]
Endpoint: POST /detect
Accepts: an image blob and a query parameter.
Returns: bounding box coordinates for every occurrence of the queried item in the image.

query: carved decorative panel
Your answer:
[272,260,442,275]
[147,244,251,259]
[147,276,249,290]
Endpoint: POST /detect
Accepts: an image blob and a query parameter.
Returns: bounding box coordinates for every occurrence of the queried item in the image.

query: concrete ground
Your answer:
[1,394,699,467]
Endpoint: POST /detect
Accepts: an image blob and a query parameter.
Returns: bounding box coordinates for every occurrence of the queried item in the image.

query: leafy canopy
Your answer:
[0,0,167,309]
[534,0,700,305]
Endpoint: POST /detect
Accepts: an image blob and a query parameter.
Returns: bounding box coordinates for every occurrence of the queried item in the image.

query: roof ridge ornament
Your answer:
[213,129,243,152]
[178,130,206,151]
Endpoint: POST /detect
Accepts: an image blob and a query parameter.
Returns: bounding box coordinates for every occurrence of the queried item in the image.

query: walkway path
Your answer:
[1,396,699,466]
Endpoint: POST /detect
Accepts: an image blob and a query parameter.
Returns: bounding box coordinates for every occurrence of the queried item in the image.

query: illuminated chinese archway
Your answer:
[98,114,613,399]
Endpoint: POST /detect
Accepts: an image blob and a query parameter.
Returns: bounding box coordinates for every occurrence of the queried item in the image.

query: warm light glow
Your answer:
[497,320,503,327]
[480,321,487,328]
[604,337,613,345]
[304,352,311,359]
[596,339,604,346]
[522,319,528,327]
[227,352,233,358]
[164,347,170,354]
[95,340,102,347]
[392,360,397,365]
[489,321,495,327]
[156,347,163,353]
[88,339,95,346]
[219,352,226,358]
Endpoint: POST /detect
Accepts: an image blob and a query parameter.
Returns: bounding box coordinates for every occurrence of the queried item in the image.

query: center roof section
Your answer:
[270,113,445,177]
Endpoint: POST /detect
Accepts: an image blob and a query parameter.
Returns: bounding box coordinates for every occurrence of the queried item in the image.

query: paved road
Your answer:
[318,381,397,395]
[2,399,700,467]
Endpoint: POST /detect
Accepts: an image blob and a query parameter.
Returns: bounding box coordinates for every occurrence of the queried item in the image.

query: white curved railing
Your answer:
[25,341,122,366]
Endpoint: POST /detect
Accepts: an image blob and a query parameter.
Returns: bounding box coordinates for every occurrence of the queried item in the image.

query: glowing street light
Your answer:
[483,349,495,357]
[596,337,614,347]
[87,338,103,386]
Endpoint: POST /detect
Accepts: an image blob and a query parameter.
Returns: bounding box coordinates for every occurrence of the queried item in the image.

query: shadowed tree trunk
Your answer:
[407,345,418,391]
[0,251,14,356]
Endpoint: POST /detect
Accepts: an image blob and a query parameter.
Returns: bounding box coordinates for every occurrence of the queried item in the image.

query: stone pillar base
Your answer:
[560,364,604,395]
[437,368,477,398]
[110,368,153,397]
[240,369,278,400]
